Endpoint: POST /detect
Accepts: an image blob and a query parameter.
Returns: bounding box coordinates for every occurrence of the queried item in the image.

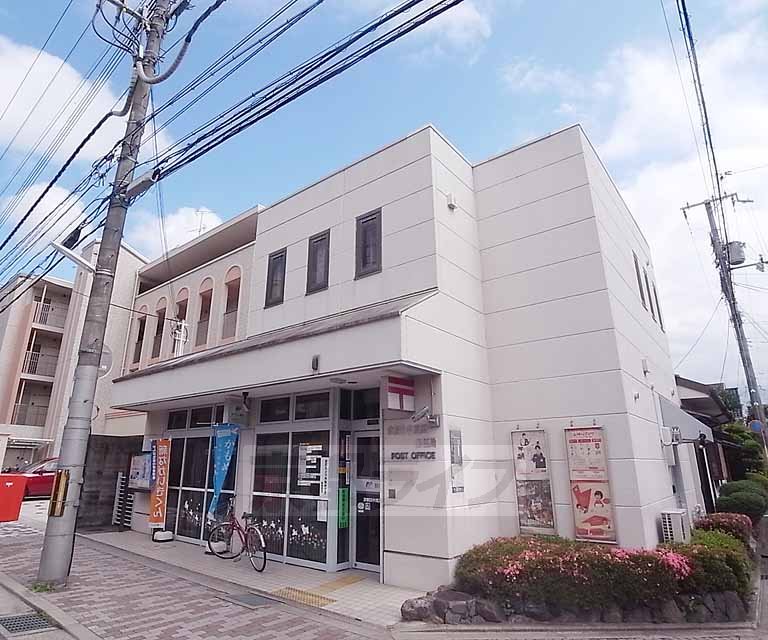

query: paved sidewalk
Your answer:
[0,521,386,640]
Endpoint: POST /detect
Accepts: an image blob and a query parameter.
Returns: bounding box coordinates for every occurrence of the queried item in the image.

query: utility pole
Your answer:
[38,0,174,585]
[683,194,768,439]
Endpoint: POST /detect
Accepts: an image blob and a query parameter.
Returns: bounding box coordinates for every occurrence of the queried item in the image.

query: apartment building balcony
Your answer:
[11,403,49,427]
[31,300,68,332]
[21,351,59,378]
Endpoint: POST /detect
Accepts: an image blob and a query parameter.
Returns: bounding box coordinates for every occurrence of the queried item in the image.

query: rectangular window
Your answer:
[265,248,287,307]
[306,230,330,294]
[353,388,380,420]
[643,268,656,321]
[222,279,240,339]
[653,284,665,331]
[633,253,647,309]
[214,405,225,424]
[253,432,289,494]
[132,316,146,364]
[152,308,165,358]
[190,406,213,429]
[260,396,291,423]
[355,210,382,279]
[196,290,212,346]
[167,410,188,430]
[295,393,330,420]
[176,299,187,321]
[182,437,210,488]
[289,430,330,496]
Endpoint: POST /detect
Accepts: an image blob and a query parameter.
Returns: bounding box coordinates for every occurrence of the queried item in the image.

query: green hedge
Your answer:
[744,472,768,494]
[719,479,768,499]
[694,513,753,545]
[716,491,767,526]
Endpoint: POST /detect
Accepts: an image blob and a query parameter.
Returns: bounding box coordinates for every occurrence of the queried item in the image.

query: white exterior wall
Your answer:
[110,124,701,591]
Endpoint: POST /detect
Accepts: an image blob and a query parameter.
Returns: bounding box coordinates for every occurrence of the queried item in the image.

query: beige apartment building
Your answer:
[0,241,148,472]
[111,124,713,591]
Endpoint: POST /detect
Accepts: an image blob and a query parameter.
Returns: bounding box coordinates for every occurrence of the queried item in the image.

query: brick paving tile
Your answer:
[0,523,378,640]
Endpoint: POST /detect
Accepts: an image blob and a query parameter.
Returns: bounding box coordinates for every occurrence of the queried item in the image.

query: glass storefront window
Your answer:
[215,405,225,424]
[203,493,234,540]
[168,410,187,429]
[353,388,379,420]
[252,495,286,555]
[260,397,290,423]
[287,498,327,563]
[294,393,330,420]
[208,441,238,491]
[339,389,352,420]
[190,406,214,428]
[253,433,289,494]
[169,439,183,487]
[177,490,205,539]
[182,437,210,488]
[290,430,329,497]
[166,488,179,531]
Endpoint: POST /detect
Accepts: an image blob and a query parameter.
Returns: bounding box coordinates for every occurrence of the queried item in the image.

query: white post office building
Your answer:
[112,125,710,591]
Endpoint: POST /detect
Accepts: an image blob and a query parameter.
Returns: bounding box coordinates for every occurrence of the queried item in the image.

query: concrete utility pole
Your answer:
[683,195,768,433]
[38,0,174,585]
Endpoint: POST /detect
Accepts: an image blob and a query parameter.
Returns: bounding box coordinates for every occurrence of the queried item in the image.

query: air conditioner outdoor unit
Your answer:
[661,509,691,543]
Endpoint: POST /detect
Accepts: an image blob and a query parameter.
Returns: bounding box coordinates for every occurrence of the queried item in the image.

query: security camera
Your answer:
[411,405,431,422]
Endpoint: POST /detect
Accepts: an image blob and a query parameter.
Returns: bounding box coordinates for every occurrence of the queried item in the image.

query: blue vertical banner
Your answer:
[207,424,240,520]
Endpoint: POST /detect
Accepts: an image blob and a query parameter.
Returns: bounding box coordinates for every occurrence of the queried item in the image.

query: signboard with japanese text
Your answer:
[128,452,151,491]
[512,430,555,534]
[565,426,616,543]
[148,438,171,529]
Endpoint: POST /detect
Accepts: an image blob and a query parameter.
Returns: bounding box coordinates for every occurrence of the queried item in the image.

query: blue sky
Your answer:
[1,0,767,395]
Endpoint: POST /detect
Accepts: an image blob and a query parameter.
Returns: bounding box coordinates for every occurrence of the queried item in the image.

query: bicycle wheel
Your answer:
[208,523,245,559]
[245,526,267,572]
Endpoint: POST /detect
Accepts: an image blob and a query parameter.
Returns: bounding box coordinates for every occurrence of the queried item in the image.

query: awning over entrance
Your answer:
[659,396,714,441]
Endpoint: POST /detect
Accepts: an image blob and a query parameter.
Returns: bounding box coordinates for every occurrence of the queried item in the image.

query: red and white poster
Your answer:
[565,427,616,543]
[387,376,415,411]
[148,438,171,529]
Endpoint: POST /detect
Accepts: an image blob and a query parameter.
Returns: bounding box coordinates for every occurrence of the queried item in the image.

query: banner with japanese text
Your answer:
[207,424,240,520]
[565,426,616,543]
[148,438,171,529]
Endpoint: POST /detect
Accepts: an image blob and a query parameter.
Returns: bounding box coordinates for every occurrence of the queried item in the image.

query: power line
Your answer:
[720,314,730,382]
[0,0,77,128]
[725,163,768,176]
[675,296,723,368]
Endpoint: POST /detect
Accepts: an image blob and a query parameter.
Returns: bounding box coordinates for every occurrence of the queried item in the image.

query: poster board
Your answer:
[511,430,556,535]
[127,452,151,491]
[565,426,616,543]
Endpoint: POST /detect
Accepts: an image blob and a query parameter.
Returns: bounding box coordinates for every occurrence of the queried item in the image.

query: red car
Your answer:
[3,458,59,497]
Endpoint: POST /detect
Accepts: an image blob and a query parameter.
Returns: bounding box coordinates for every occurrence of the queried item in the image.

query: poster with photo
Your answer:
[511,430,555,534]
[565,427,616,543]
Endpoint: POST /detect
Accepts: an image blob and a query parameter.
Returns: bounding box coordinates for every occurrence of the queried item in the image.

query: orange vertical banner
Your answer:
[148,438,171,529]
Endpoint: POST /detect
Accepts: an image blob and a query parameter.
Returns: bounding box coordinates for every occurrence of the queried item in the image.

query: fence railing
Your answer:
[32,301,67,328]
[221,310,237,339]
[22,351,58,377]
[195,319,209,347]
[12,403,49,427]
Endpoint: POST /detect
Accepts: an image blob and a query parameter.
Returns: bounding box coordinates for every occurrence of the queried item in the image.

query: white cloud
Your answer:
[502,58,580,95]
[125,206,223,259]
[0,35,172,164]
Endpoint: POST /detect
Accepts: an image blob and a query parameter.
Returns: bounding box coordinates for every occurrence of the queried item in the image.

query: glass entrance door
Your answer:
[352,432,380,570]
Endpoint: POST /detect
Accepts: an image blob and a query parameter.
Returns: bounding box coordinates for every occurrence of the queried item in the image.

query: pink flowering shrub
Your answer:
[454,537,692,611]
[694,513,753,545]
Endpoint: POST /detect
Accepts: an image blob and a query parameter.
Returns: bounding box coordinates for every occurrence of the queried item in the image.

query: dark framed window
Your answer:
[182,437,210,488]
[306,230,330,294]
[133,316,146,364]
[253,432,289,494]
[214,405,225,424]
[339,389,352,420]
[260,396,291,423]
[633,253,646,309]
[289,430,330,496]
[653,284,665,331]
[353,388,379,420]
[355,210,382,279]
[295,393,330,420]
[168,410,188,430]
[265,248,287,307]
[190,406,214,429]
[643,268,656,321]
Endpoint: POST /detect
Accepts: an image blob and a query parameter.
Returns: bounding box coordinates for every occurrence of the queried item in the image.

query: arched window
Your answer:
[152,298,167,359]
[132,305,149,365]
[222,266,241,339]
[196,278,214,347]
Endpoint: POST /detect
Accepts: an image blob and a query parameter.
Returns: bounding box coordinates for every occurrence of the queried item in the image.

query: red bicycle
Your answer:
[207,504,267,572]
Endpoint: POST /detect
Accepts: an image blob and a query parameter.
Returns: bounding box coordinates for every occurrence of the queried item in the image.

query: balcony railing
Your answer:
[195,319,209,346]
[12,403,49,427]
[32,301,67,328]
[221,310,237,339]
[22,351,58,377]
